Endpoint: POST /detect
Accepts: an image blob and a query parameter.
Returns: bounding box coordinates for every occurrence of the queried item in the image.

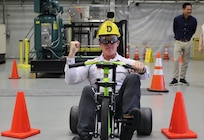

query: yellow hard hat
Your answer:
[96,20,121,38]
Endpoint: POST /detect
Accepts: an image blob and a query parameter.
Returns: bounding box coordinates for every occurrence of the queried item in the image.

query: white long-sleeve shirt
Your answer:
[64,53,150,91]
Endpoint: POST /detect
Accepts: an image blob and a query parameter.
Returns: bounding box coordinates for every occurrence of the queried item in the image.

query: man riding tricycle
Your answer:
[65,20,152,140]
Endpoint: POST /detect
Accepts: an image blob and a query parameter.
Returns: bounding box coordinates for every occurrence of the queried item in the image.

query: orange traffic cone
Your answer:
[163,45,170,60]
[143,45,148,60]
[161,91,197,139]
[9,60,21,79]
[126,45,130,58]
[171,57,175,62]
[171,53,183,63]
[179,54,183,63]
[1,91,40,139]
[134,46,140,60]
[147,52,169,92]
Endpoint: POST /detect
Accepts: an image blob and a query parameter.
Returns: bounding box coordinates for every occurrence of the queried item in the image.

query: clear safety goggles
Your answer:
[99,35,118,45]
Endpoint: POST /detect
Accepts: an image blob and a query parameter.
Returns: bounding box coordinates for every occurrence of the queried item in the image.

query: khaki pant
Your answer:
[173,40,192,80]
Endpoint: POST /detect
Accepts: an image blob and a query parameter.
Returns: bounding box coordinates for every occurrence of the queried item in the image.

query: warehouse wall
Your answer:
[116,3,204,58]
[0,1,203,59]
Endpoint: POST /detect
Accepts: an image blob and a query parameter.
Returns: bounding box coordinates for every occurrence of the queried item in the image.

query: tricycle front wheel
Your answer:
[101,98,110,140]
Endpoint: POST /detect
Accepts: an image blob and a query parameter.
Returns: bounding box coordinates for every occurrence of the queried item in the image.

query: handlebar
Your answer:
[68,60,137,70]
[68,62,85,68]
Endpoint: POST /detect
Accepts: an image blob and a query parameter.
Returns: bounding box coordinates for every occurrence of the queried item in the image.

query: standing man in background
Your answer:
[169,3,197,86]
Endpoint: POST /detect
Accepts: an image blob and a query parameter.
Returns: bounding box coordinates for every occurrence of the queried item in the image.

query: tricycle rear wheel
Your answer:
[70,106,79,134]
[137,107,152,135]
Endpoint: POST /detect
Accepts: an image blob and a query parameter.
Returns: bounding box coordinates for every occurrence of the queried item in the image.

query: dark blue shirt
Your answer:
[173,14,197,41]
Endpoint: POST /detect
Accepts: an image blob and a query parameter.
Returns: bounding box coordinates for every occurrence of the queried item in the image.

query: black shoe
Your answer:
[129,108,141,130]
[120,108,141,140]
[169,78,178,86]
[72,135,81,140]
[72,133,92,140]
[179,79,189,86]
[120,125,135,140]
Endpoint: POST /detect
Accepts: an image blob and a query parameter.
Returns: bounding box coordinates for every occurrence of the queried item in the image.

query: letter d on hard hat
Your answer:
[96,20,121,38]
[107,26,112,32]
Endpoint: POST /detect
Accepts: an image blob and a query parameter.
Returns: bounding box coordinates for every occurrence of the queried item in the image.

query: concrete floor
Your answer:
[0,59,204,140]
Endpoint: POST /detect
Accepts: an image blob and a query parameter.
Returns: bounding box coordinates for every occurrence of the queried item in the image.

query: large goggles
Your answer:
[99,35,118,45]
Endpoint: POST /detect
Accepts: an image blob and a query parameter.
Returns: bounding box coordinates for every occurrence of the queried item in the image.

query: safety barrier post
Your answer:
[22,38,31,68]
[17,40,24,68]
